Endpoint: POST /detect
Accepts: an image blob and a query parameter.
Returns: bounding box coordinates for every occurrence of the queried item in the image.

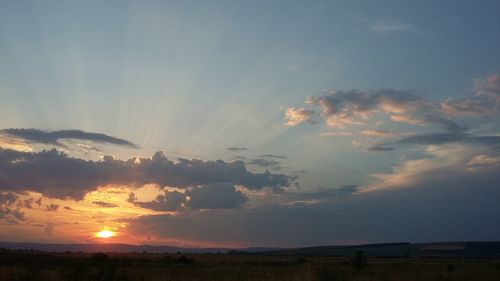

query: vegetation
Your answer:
[351,251,367,271]
[0,249,499,281]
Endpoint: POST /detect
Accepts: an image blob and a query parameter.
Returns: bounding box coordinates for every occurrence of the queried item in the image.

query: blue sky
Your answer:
[0,0,499,246]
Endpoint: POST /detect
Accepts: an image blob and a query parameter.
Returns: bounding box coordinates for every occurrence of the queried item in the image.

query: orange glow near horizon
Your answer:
[96,230,114,239]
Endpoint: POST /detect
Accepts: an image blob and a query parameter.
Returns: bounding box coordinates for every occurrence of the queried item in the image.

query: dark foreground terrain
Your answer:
[1,249,499,281]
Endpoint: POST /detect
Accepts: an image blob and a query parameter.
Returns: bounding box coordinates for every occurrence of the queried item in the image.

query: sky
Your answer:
[0,0,499,248]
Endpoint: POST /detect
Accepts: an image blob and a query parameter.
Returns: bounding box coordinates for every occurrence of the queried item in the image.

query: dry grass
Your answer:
[0,251,499,281]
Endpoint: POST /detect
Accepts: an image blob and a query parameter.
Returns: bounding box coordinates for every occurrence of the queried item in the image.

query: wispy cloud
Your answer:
[361,129,397,138]
[370,19,420,34]
[0,128,137,148]
[92,201,119,208]
[228,146,249,151]
[364,144,500,192]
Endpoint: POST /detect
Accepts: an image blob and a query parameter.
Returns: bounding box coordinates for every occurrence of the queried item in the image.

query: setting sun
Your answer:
[96,230,114,239]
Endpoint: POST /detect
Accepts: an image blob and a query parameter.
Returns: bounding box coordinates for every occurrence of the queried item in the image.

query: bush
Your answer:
[177,256,194,266]
[92,253,109,263]
[447,263,455,272]
[351,251,367,271]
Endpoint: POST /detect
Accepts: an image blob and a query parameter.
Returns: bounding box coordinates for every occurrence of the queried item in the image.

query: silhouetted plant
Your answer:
[294,257,308,264]
[447,263,455,272]
[351,250,367,271]
[177,256,194,265]
[92,253,109,263]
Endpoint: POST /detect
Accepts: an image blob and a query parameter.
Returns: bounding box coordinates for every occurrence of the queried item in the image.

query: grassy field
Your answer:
[0,250,499,281]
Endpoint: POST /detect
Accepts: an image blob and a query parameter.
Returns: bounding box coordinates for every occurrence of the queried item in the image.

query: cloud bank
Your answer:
[0,149,291,200]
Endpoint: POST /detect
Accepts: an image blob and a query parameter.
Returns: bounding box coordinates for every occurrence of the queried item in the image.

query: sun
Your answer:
[95,229,114,239]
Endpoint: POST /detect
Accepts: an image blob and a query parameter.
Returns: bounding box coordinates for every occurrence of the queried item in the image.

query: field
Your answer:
[1,250,499,281]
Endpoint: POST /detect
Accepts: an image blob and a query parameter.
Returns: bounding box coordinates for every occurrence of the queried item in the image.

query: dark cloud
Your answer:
[133,183,248,211]
[0,128,137,148]
[282,185,359,202]
[0,192,18,205]
[186,183,248,210]
[367,144,395,152]
[0,208,25,223]
[133,191,186,211]
[369,132,500,152]
[396,132,469,145]
[0,149,291,200]
[21,198,34,209]
[337,184,359,193]
[228,146,248,151]
[260,154,287,159]
[46,204,59,212]
[127,192,137,204]
[125,160,500,247]
[92,201,118,208]
[248,158,280,168]
[0,193,26,223]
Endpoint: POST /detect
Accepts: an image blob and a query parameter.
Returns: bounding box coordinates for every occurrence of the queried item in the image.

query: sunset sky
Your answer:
[1,0,499,248]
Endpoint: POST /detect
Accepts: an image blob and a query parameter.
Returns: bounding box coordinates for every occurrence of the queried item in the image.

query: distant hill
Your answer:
[0,241,280,254]
[263,241,500,258]
[1,241,499,258]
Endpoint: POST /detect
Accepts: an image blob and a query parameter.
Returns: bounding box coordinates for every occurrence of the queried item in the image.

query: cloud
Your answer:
[0,192,18,206]
[305,89,463,132]
[367,144,395,152]
[368,131,500,153]
[228,146,248,151]
[126,177,500,246]
[46,204,60,212]
[399,132,500,147]
[125,144,500,246]
[361,129,397,138]
[127,192,138,204]
[92,201,119,208]
[284,107,315,126]
[320,131,353,137]
[0,128,137,148]
[186,183,248,210]
[466,154,500,169]
[133,191,186,211]
[364,143,500,192]
[0,193,26,223]
[281,185,359,203]
[370,19,419,34]
[132,183,248,211]
[248,158,281,168]
[44,222,55,236]
[20,198,34,209]
[260,154,287,159]
[441,74,500,116]
[0,149,291,200]
[0,136,31,151]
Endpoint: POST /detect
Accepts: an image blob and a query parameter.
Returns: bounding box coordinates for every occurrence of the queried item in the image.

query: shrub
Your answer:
[351,251,367,271]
